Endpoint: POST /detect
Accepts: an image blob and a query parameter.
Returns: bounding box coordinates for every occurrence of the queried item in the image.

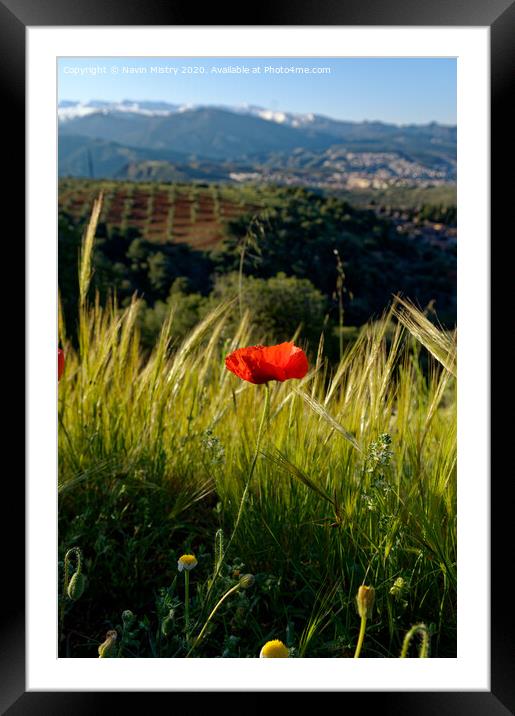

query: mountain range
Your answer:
[58,100,457,184]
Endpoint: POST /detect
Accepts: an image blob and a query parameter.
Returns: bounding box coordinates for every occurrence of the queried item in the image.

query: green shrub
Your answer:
[207,272,328,348]
[138,278,208,347]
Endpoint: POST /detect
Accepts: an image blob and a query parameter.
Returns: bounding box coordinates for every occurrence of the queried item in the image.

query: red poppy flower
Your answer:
[225,342,308,385]
[58,348,65,381]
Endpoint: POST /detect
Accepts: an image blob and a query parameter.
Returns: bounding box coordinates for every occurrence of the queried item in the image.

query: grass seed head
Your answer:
[389,577,406,599]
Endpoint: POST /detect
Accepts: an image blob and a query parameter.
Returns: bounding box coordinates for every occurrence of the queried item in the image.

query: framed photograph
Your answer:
[3,0,512,710]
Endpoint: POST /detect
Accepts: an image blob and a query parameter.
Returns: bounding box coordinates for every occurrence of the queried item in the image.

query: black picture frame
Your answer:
[4,0,513,712]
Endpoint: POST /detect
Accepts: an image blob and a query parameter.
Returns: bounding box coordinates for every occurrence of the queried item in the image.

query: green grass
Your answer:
[58,199,456,658]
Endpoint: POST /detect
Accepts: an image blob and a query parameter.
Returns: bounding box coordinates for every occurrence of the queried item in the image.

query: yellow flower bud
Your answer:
[356,585,375,620]
[239,574,255,590]
[259,639,290,658]
[98,630,118,658]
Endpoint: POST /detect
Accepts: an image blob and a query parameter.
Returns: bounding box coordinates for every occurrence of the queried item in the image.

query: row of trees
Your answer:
[59,187,456,356]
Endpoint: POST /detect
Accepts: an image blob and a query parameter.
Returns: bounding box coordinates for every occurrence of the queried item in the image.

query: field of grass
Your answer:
[58,198,457,659]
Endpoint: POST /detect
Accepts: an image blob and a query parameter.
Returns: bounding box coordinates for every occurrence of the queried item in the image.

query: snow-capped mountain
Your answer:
[58,100,183,121]
[58,100,456,181]
[58,100,320,127]
[227,104,317,128]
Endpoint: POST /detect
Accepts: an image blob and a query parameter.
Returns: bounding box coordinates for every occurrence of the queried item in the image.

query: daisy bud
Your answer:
[259,639,290,658]
[98,630,118,658]
[356,585,375,620]
[177,554,198,572]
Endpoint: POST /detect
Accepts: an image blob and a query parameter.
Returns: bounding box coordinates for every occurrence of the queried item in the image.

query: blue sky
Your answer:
[58,57,456,126]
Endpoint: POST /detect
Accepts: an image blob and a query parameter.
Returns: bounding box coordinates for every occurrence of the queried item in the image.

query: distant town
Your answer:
[230,148,453,191]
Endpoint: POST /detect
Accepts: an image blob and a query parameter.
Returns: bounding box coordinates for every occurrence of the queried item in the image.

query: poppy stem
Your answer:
[231,383,270,536]
[203,384,270,611]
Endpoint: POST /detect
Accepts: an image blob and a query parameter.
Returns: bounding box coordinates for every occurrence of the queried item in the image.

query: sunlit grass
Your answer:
[58,198,456,658]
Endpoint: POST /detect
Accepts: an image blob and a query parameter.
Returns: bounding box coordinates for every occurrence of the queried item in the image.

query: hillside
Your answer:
[58,178,264,249]
[59,180,457,348]
[58,102,457,185]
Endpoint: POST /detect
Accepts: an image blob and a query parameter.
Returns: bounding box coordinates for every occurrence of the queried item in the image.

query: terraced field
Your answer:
[58,179,264,249]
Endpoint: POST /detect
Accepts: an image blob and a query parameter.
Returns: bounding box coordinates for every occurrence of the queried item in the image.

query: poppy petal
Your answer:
[225,342,308,384]
[285,346,309,379]
[58,348,65,381]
